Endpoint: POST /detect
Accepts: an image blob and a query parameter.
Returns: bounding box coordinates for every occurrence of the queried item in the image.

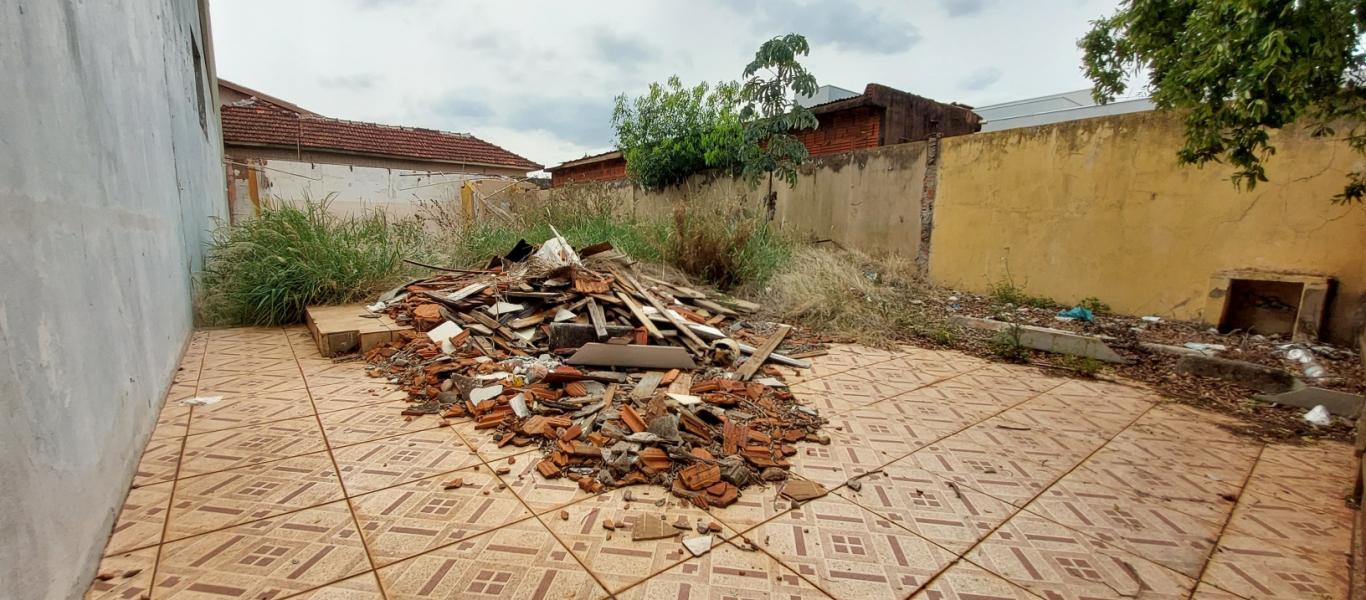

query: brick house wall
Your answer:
[552,156,627,186]
[797,106,882,156]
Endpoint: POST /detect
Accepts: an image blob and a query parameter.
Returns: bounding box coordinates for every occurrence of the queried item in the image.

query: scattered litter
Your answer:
[426,321,465,354]
[180,395,222,407]
[1057,306,1094,322]
[1303,405,1333,426]
[780,480,828,502]
[1183,342,1227,355]
[1140,316,1162,323]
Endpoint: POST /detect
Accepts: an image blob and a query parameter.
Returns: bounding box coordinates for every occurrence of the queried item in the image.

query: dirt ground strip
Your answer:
[86,326,1359,600]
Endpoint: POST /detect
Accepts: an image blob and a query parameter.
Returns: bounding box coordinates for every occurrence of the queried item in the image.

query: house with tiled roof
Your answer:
[218,79,541,221]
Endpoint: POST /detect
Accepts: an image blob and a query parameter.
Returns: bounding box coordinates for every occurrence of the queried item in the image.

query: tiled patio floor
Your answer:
[88,326,1359,599]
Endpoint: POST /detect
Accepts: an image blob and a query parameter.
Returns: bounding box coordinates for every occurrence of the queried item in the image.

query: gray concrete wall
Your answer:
[542,142,931,257]
[0,1,225,598]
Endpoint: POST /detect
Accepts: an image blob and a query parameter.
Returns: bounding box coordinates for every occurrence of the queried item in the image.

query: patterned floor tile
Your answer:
[908,560,1043,600]
[814,408,941,469]
[788,434,891,489]
[1236,443,1357,511]
[543,486,737,593]
[351,464,531,566]
[966,513,1196,600]
[850,398,993,439]
[196,372,309,396]
[747,494,957,600]
[180,417,328,478]
[331,428,478,496]
[378,518,608,600]
[617,538,834,599]
[897,432,1073,508]
[849,357,972,392]
[86,546,157,600]
[1022,475,1224,578]
[995,388,1152,440]
[198,353,303,378]
[105,481,173,555]
[289,573,385,599]
[1199,530,1351,599]
[1070,426,1260,501]
[704,478,795,533]
[906,377,1040,410]
[166,453,345,541]
[835,461,1019,555]
[319,401,441,448]
[789,372,908,413]
[155,501,370,600]
[307,379,408,414]
[490,454,600,515]
[133,436,185,487]
[186,390,317,435]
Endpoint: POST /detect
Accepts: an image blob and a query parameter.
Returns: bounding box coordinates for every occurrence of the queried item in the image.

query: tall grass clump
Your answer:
[661,198,792,289]
[759,246,950,348]
[199,199,421,326]
[440,190,667,268]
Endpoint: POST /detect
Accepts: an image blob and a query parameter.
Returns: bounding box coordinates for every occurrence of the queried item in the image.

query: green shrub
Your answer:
[1056,355,1103,377]
[662,199,791,289]
[199,199,420,326]
[990,282,1055,308]
[988,325,1030,362]
[1078,296,1111,314]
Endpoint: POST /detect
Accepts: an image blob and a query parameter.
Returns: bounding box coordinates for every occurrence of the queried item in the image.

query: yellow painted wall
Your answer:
[930,111,1366,343]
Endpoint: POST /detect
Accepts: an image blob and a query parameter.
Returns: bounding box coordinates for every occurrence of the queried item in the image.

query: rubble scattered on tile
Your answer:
[363,238,830,504]
[682,534,713,556]
[780,479,827,502]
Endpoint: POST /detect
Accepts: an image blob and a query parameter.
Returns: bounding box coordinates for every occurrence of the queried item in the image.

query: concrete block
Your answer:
[953,317,1129,363]
[1254,387,1364,418]
[1175,354,1297,394]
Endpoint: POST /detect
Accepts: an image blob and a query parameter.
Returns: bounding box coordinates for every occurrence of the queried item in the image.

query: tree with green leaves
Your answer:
[739,34,820,187]
[1080,1,1366,203]
[611,77,746,189]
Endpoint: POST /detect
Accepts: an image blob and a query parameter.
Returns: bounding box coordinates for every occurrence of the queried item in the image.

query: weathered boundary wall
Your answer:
[545,142,931,257]
[930,110,1366,344]
[0,0,227,597]
[539,113,1363,343]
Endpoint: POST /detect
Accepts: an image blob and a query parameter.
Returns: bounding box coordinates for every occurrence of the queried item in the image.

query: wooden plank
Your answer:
[736,324,791,381]
[307,304,402,357]
[691,298,738,317]
[632,371,665,400]
[587,298,608,340]
[615,291,664,340]
[618,268,708,350]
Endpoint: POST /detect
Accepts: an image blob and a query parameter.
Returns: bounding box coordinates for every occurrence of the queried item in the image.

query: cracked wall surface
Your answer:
[929,110,1366,344]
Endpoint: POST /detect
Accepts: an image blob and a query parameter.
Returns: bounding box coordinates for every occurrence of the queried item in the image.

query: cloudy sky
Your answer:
[210,0,1133,170]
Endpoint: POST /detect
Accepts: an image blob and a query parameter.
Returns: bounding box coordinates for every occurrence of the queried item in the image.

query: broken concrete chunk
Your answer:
[469,385,504,404]
[486,301,525,316]
[426,320,465,354]
[682,535,713,557]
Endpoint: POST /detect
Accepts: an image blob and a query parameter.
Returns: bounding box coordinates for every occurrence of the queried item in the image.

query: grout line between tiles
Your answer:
[283,326,391,600]
[143,329,209,598]
[1183,443,1268,600]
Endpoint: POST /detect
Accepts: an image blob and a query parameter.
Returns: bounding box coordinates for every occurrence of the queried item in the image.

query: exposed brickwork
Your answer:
[797,107,882,156]
[551,154,628,186]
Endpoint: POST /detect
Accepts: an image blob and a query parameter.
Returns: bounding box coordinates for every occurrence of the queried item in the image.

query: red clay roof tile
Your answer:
[221,99,541,171]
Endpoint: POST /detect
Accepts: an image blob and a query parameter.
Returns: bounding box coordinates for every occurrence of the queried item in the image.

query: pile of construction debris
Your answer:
[364,232,830,507]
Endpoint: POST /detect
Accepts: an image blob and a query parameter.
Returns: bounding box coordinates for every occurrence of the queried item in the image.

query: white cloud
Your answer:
[210,0,1124,168]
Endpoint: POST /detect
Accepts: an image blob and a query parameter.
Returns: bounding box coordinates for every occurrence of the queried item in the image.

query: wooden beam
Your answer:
[735,324,791,381]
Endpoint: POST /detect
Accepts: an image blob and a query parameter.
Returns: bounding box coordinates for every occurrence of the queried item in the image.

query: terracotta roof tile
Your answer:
[221,100,541,171]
